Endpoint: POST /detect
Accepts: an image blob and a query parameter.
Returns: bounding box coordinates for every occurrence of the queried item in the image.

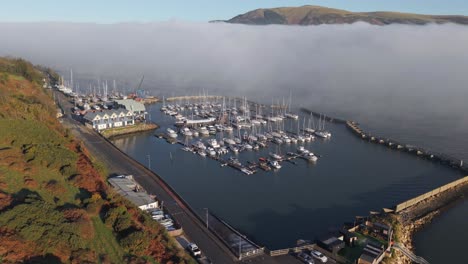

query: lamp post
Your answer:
[147,154,151,170]
[203,208,209,229]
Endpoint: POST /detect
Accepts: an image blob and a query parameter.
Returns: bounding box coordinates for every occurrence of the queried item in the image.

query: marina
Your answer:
[113,96,464,250]
[156,96,326,175]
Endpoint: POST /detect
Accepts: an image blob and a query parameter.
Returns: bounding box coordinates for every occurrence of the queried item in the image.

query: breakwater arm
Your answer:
[299,108,347,123]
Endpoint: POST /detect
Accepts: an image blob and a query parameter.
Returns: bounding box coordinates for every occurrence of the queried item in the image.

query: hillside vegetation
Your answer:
[0,57,193,263]
[224,5,468,25]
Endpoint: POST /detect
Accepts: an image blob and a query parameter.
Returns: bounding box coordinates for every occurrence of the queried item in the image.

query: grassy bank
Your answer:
[0,57,193,263]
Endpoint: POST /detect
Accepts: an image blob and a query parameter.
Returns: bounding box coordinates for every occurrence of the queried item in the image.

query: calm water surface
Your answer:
[113,102,463,250]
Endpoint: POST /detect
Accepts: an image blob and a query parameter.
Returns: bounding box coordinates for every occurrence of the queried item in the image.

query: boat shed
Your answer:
[108,175,158,210]
[114,99,146,118]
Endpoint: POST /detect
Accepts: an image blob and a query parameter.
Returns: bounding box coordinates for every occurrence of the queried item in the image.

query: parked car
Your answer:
[310,250,328,263]
[187,243,202,257]
[151,210,163,215]
[152,214,164,221]
[297,252,314,264]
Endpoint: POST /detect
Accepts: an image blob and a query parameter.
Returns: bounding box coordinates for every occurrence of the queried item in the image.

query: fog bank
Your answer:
[1,21,468,158]
[1,22,467,98]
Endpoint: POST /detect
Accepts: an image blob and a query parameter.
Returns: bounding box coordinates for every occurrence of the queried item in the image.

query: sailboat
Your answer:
[269,145,283,160]
[285,90,299,120]
[315,114,332,139]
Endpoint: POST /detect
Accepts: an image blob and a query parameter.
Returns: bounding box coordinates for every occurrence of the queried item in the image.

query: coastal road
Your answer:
[55,92,302,264]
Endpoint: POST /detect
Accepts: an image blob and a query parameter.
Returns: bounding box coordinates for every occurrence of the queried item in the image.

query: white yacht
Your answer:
[193,141,206,150]
[315,131,329,139]
[256,134,267,141]
[269,160,282,169]
[248,135,258,142]
[297,146,310,155]
[229,145,239,153]
[241,168,254,175]
[207,139,220,148]
[224,138,236,145]
[207,148,217,156]
[180,127,193,137]
[285,113,299,120]
[273,138,283,145]
[218,146,229,155]
[244,143,253,150]
[199,127,210,136]
[251,119,261,126]
[303,152,318,162]
[269,153,283,160]
[167,128,178,138]
[234,137,242,144]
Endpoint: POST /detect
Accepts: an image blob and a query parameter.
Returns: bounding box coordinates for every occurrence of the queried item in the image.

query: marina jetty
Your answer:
[167,95,224,101]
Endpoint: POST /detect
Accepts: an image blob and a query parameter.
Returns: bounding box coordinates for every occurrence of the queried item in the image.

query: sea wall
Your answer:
[100,122,158,138]
[395,175,468,212]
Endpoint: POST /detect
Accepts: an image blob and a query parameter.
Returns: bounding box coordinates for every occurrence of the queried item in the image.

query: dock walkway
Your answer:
[393,243,430,264]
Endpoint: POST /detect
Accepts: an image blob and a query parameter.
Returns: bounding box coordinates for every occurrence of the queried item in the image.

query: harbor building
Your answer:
[316,233,345,255]
[108,175,159,210]
[83,109,135,131]
[114,99,147,119]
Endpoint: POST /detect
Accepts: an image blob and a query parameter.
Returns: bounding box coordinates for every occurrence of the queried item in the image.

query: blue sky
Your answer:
[2,0,468,23]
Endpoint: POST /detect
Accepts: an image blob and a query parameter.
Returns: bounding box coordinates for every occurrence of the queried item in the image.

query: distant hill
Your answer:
[220,5,468,25]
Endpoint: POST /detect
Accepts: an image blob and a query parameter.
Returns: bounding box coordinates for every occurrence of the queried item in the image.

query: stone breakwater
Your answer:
[388,181,468,263]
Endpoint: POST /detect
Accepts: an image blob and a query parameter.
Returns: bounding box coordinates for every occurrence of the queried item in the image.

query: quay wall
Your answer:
[267,244,314,257]
[395,175,468,212]
[267,243,348,263]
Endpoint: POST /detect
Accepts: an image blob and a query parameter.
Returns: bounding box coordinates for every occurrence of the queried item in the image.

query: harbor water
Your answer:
[112,102,463,250]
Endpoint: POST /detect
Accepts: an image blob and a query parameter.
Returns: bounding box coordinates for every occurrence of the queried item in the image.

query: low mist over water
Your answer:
[1,21,467,159]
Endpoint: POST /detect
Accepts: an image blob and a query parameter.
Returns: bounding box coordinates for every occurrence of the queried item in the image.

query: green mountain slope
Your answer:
[0,57,194,264]
[223,5,468,25]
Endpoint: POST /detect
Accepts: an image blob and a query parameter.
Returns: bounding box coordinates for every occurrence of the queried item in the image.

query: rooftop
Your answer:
[359,252,377,262]
[83,109,132,121]
[321,236,345,248]
[108,175,155,207]
[115,99,146,112]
